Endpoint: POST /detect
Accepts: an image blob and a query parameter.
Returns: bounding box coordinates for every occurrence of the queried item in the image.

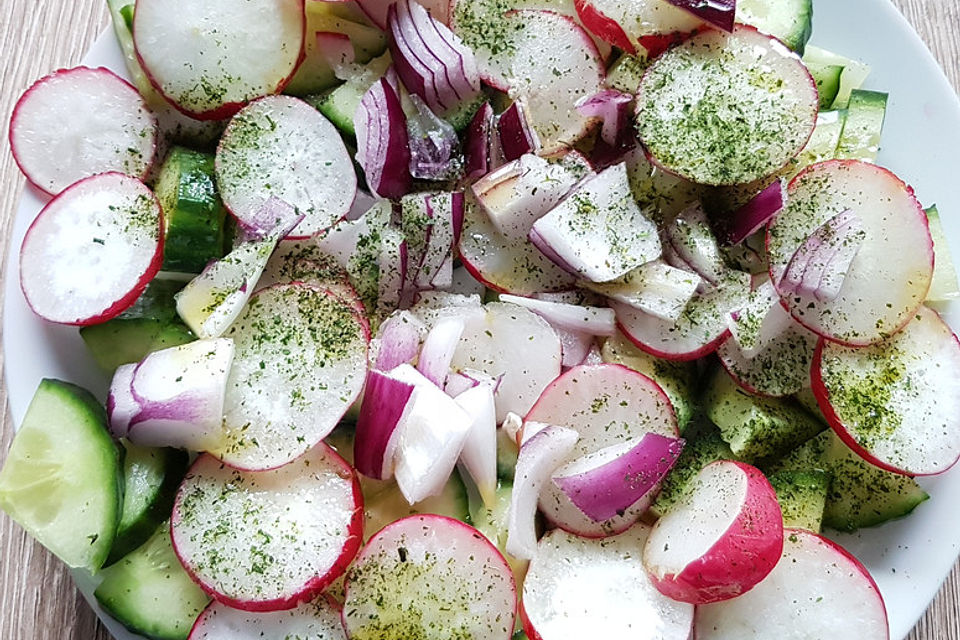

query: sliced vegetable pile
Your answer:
[4,0,959,638]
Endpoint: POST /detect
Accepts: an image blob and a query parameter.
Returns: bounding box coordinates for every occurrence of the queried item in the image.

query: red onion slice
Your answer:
[552,433,684,522]
[557,328,596,369]
[499,293,615,336]
[575,89,633,147]
[355,77,412,199]
[665,0,736,32]
[465,102,495,181]
[506,425,580,560]
[354,367,417,480]
[498,100,541,162]
[107,362,139,438]
[665,203,727,286]
[780,209,866,302]
[720,179,786,246]
[377,225,407,313]
[375,310,427,371]
[417,315,466,386]
[454,382,499,506]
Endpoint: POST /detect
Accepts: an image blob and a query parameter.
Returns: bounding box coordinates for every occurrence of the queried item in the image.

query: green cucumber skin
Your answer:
[737,0,813,53]
[768,469,829,533]
[650,421,735,519]
[807,63,844,110]
[925,205,960,301]
[105,443,190,567]
[835,89,888,163]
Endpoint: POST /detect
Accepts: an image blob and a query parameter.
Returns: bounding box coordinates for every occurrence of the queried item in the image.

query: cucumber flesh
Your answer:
[315,51,392,138]
[649,421,734,519]
[802,46,871,109]
[363,472,471,541]
[496,428,519,481]
[469,481,529,591]
[768,469,829,532]
[105,442,189,566]
[764,429,930,532]
[807,62,844,110]
[736,0,813,53]
[703,367,825,462]
[926,205,960,301]
[835,89,888,162]
[95,524,210,640]
[0,380,122,571]
[605,53,648,94]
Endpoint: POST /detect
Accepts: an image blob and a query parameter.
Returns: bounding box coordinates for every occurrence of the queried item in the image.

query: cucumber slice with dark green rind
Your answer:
[807,62,844,110]
[703,366,825,462]
[835,89,888,163]
[768,469,829,532]
[0,379,122,571]
[105,442,190,566]
[737,0,813,53]
[496,428,519,481]
[649,420,734,519]
[96,524,211,640]
[154,147,228,274]
[764,429,930,532]
[926,205,960,302]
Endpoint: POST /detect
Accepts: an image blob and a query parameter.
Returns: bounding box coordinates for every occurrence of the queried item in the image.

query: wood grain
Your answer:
[0,0,958,638]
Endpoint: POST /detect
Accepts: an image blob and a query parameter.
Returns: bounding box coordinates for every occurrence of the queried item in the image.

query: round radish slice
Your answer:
[171,445,363,611]
[767,160,934,346]
[643,460,783,604]
[9,67,158,195]
[694,529,889,640]
[812,305,960,476]
[521,525,693,640]
[573,0,701,54]
[189,596,345,639]
[216,96,357,239]
[526,364,679,536]
[717,321,819,398]
[464,10,603,152]
[613,271,752,362]
[134,0,305,119]
[19,173,164,325]
[636,25,817,186]
[213,284,368,471]
[342,515,516,640]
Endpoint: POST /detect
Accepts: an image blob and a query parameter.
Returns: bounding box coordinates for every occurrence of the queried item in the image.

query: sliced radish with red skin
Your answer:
[573,0,701,54]
[342,515,516,640]
[216,95,357,239]
[583,261,701,323]
[257,240,363,315]
[189,595,346,639]
[643,460,783,604]
[134,0,305,119]
[717,319,818,398]
[694,529,889,640]
[812,305,960,476]
[499,294,615,336]
[19,172,164,325]
[521,525,694,640]
[9,66,158,195]
[614,270,752,362]
[526,364,679,537]
[172,445,362,611]
[553,433,684,523]
[213,284,369,471]
[767,160,934,346]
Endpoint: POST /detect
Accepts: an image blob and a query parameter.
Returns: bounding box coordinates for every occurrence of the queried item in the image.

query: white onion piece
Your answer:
[719,179,786,246]
[455,383,498,506]
[417,315,466,386]
[389,364,473,504]
[665,202,726,286]
[552,433,684,522]
[558,328,595,369]
[354,368,417,480]
[126,339,235,451]
[780,209,867,303]
[502,411,524,444]
[580,343,604,366]
[375,310,427,371]
[581,261,701,322]
[499,294,615,336]
[727,279,794,359]
[107,363,139,438]
[377,225,407,314]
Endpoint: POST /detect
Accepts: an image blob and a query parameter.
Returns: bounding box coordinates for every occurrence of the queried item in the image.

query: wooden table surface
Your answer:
[1,0,958,638]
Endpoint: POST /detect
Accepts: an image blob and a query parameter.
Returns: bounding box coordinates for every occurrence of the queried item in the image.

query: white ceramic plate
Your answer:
[4,1,960,638]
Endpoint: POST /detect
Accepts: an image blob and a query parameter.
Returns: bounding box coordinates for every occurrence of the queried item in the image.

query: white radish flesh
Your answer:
[499,294,615,337]
[188,596,346,639]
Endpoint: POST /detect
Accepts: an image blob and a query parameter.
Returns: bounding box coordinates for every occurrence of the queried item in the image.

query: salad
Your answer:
[1,0,958,638]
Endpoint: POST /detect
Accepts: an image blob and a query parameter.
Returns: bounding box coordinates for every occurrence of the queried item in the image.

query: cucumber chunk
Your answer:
[154,146,228,274]
[470,481,529,590]
[315,52,392,138]
[496,428,519,481]
[95,524,210,640]
[807,63,844,109]
[0,380,122,571]
[737,0,813,53]
[836,89,888,162]
[703,367,824,462]
[363,472,471,541]
[105,442,189,566]
[926,205,960,301]
[605,53,648,94]
[649,421,734,519]
[765,430,929,532]
[802,46,871,109]
[768,469,829,532]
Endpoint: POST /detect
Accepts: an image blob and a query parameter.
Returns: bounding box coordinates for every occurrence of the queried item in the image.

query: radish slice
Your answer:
[417,316,465,386]
[171,445,362,611]
[257,240,352,291]
[553,433,684,523]
[665,0,734,32]
[454,383,499,507]
[107,363,139,438]
[694,529,889,640]
[10,66,158,195]
[530,163,660,282]
[214,284,369,471]
[450,302,563,422]
[506,425,579,560]
[813,305,960,476]
[558,328,596,368]
[355,77,412,200]
[189,596,345,639]
[614,271,752,362]
[19,173,164,325]
[521,525,694,640]
[719,179,786,246]
[573,0,701,54]
[374,310,427,371]
[126,339,235,451]
[526,364,679,536]
[133,0,304,119]
[343,515,516,640]
[216,95,357,239]
[643,460,783,604]
[582,261,701,323]
[498,100,542,161]
[499,294,615,336]
[767,160,934,345]
[176,199,301,339]
[664,203,726,286]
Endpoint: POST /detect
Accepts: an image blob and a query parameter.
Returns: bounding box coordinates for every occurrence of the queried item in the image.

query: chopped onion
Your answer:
[557,327,595,368]
[406,94,461,180]
[506,425,579,560]
[316,31,358,81]
[502,411,524,443]
[454,383,498,506]
[575,89,633,147]
[727,279,794,358]
[665,0,736,32]
[499,293,616,336]
[779,209,866,302]
[665,203,727,286]
[464,102,495,181]
[552,433,684,522]
[581,261,701,322]
[580,343,603,366]
[498,100,541,162]
[354,368,417,480]
[377,225,407,313]
[355,77,412,199]
[375,310,427,371]
[417,315,465,386]
[107,363,139,438]
[720,179,787,246]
